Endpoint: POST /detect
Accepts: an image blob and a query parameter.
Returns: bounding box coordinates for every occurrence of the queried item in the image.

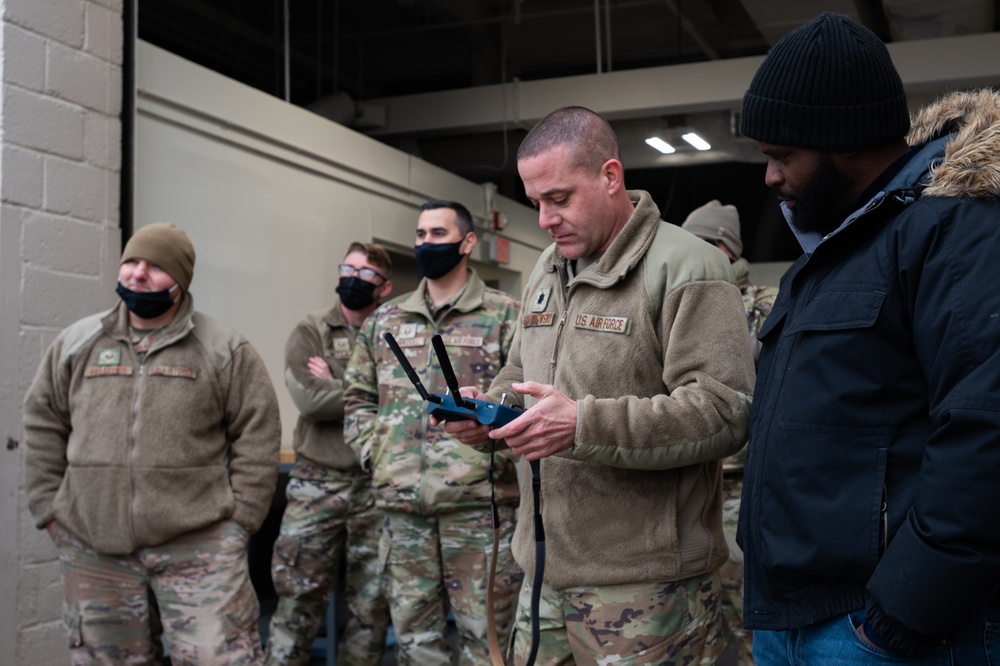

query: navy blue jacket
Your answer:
[739,91,1000,657]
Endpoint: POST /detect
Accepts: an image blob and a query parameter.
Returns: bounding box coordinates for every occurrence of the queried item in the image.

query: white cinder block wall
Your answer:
[0,0,123,664]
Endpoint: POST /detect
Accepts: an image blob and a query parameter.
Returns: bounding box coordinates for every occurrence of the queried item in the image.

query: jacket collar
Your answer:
[542,189,662,288]
[397,268,486,319]
[906,88,1000,200]
[323,298,351,329]
[731,257,751,289]
[788,89,1000,254]
[789,136,950,255]
[102,293,196,349]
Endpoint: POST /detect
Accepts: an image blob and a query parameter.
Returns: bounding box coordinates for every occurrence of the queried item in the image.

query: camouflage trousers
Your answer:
[380,507,523,666]
[511,570,725,666]
[265,464,389,666]
[720,474,753,664]
[53,519,262,666]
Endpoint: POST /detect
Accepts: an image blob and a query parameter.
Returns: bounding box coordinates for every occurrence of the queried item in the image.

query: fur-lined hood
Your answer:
[906,88,1000,199]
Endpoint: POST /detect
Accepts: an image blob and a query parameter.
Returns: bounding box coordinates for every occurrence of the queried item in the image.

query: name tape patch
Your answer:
[573,313,630,334]
[522,313,556,328]
[86,365,133,378]
[394,337,426,348]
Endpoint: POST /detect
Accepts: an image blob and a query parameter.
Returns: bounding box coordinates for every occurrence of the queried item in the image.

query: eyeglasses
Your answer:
[338,264,387,283]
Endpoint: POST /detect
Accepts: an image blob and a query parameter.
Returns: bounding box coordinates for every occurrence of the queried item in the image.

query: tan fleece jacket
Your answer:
[23,297,281,555]
[488,190,756,589]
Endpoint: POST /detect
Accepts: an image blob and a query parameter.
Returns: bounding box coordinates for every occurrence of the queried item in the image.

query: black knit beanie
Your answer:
[740,12,910,151]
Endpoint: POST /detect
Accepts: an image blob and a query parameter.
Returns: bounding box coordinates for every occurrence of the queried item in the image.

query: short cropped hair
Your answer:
[517,106,621,174]
[419,200,475,237]
[345,241,392,276]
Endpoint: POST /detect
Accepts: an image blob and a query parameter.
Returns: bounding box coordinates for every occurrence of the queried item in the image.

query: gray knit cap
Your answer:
[682,200,743,258]
[740,12,910,151]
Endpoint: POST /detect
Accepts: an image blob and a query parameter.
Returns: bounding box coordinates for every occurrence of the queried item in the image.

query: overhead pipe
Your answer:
[315,1,322,98]
[605,0,613,71]
[594,0,603,73]
[355,1,663,39]
[663,0,721,60]
[283,0,291,102]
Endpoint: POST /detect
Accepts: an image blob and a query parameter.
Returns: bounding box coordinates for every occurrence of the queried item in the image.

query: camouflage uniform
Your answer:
[511,571,725,666]
[380,506,520,665]
[718,259,778,664]
[267,303,390,666]
[735,259,779,368]
[344,270,522,665]
[54,520,262,666]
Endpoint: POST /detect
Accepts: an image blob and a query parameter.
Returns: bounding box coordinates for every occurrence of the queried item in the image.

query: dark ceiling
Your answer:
[139,0,785,103]
[138,0,1000,261]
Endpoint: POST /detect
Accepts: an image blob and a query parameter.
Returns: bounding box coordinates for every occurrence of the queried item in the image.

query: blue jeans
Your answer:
[754,608,1000,664]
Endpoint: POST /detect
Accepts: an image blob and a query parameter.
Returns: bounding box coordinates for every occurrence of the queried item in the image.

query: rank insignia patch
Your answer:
[530,287,552,313]
[97,348,121,366]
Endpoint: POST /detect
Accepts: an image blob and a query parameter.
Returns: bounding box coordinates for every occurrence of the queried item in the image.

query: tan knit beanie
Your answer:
[681,200,743,259]
[120,223,196,291]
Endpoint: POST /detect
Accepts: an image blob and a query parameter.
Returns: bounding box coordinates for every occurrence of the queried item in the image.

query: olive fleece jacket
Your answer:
[488,190,756,589]
[283,299,364,472]
[23,296,281,555]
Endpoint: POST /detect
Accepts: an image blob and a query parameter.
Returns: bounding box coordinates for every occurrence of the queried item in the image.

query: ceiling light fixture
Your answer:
[645,137,675,154]
[682,132,711,151]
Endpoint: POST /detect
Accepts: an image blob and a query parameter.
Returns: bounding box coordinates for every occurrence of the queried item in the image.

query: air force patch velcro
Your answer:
[440,335,484,347]
[573,313,630,334]
[148,366,198,379]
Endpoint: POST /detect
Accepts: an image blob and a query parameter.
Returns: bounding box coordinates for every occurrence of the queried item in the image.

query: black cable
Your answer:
[526,459,544,666]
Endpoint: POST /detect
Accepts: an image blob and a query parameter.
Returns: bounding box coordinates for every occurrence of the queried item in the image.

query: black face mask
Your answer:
[116,282,180,319]
[336,276,378,311]
[414,239,466,279]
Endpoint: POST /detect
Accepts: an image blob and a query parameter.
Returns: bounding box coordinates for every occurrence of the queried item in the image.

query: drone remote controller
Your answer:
[383,332,522,428]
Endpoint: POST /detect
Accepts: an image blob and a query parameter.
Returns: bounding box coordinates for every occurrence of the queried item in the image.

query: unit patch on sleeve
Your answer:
[530,287,552,313]
[522,312,556,328]
[573,313,630,334]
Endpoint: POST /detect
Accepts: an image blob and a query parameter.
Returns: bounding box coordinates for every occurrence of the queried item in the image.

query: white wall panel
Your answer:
[136,42,549,448]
